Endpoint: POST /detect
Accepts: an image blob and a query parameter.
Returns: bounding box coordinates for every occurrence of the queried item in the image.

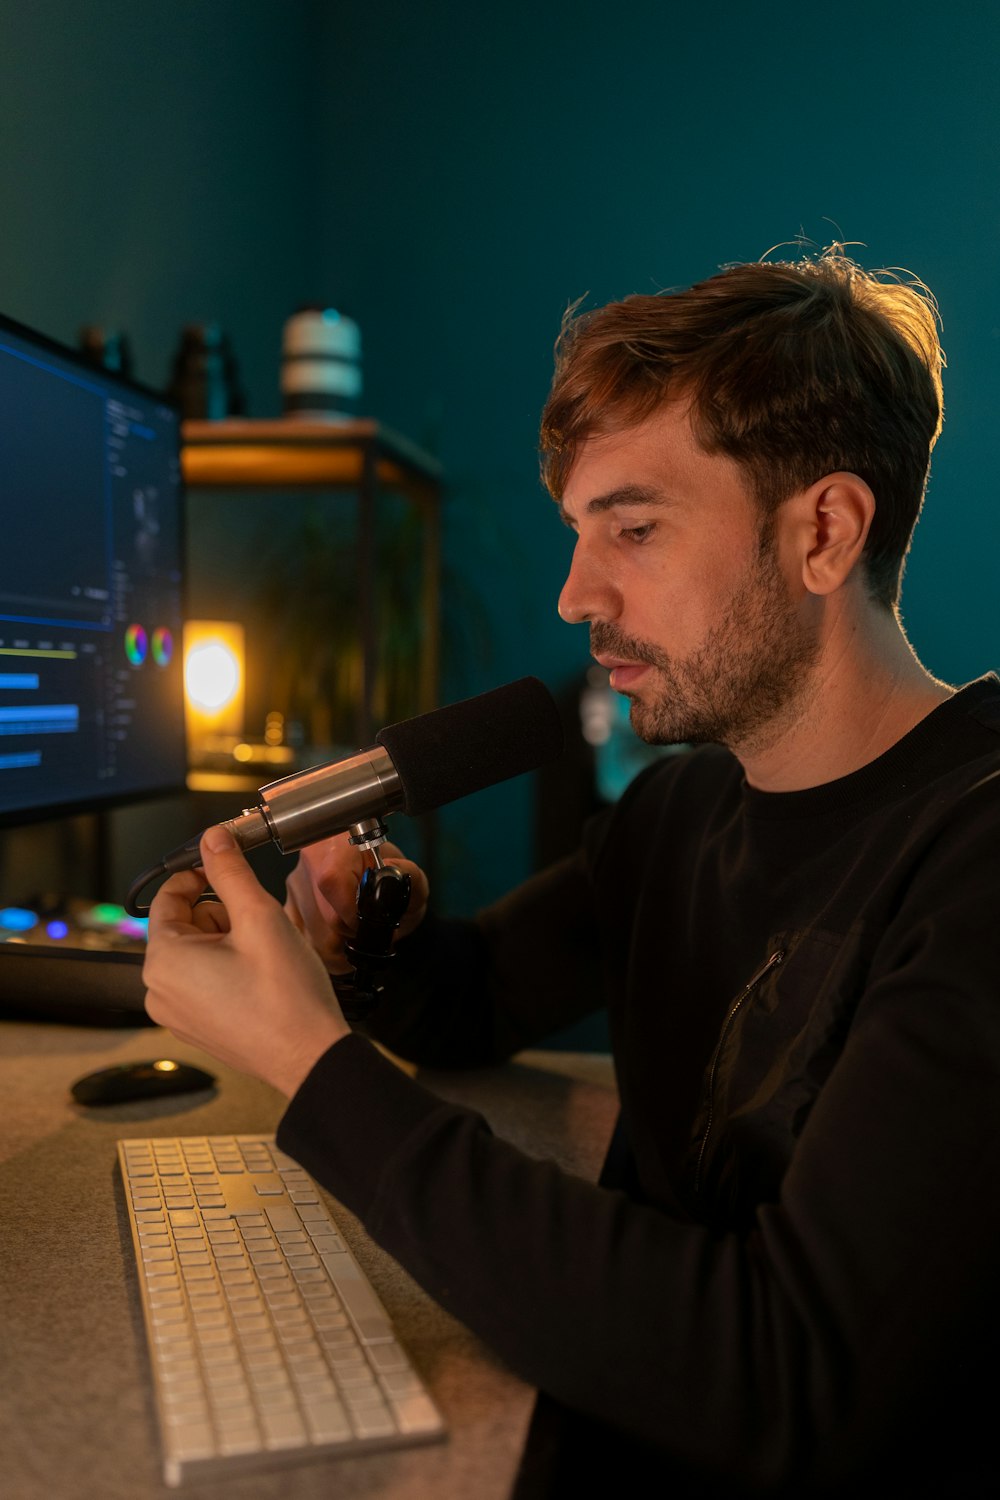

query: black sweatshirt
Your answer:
[278,675,1000,1496]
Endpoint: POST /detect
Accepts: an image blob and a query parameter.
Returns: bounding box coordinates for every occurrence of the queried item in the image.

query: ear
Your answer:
[786,472,875,598]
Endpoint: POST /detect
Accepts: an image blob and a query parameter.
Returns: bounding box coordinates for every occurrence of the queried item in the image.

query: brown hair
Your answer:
[539,248,944,608]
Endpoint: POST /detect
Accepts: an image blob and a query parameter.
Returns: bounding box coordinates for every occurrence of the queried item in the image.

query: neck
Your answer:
[736,599,954,793]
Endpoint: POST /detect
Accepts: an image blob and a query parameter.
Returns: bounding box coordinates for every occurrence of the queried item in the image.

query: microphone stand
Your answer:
[337,819,412,1023]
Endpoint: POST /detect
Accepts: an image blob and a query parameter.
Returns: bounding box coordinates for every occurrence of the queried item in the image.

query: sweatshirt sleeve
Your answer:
[277,793,1000,1493]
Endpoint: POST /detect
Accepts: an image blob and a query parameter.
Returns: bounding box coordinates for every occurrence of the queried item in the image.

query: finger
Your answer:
[286,853,351,937]
[299,840,367,929]
[284,883,307,935]
[198,825,275,918]
[148,867,210,935]
[190,899,232,935]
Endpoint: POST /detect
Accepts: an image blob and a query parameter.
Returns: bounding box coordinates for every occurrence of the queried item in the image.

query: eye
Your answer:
[618,522,656,544]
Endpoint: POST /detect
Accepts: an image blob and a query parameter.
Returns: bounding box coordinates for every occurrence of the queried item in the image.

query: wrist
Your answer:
[271,1016,349,1099]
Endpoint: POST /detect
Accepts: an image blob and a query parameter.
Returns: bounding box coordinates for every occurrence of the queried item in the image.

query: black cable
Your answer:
[125,862,167,918]
[125,832,209,916]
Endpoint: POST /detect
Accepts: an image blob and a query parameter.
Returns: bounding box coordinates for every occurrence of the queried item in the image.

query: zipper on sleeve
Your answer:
[693,948,785,1197]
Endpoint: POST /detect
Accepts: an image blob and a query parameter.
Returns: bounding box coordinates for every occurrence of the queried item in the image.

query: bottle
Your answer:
[79,326,134,379]
[166,323,245,420]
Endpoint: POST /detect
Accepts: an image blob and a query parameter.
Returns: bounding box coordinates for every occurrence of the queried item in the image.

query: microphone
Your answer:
[125,676,563,915]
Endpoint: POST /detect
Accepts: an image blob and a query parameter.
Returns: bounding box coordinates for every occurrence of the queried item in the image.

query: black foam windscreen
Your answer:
[375,677,564,817]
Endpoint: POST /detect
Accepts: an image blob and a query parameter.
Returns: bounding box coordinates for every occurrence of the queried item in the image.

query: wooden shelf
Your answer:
[182,419,442,495]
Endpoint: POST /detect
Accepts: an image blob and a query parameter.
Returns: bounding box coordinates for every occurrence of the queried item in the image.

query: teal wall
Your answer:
[3,1,999,919]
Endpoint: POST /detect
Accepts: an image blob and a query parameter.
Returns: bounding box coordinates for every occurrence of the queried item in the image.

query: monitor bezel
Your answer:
[0,308,189,831]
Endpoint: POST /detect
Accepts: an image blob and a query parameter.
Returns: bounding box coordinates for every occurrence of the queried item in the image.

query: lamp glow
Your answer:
[186,642,240,711]
[183,620,246,762]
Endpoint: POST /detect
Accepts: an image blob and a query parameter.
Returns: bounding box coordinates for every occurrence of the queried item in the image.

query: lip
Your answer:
[593,656,650,692]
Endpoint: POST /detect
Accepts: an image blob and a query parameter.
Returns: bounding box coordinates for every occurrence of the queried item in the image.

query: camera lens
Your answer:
[281,306,361,420]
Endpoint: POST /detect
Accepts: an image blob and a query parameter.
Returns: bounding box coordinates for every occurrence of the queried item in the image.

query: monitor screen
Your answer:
[0,312,187,826]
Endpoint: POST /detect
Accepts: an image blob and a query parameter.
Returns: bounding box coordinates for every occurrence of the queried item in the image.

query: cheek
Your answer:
[622,550,706,634]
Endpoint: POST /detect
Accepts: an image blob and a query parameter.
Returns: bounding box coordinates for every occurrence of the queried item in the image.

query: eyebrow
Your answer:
[557,483,669,526]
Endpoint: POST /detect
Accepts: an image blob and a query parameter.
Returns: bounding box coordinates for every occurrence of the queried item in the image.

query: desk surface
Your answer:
[0,1021,617,1500]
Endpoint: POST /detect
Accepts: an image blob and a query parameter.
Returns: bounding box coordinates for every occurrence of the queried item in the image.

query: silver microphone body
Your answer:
[224,747,405,857]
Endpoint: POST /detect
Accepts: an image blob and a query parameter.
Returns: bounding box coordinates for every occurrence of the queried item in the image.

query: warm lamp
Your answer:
[183,620,246,761]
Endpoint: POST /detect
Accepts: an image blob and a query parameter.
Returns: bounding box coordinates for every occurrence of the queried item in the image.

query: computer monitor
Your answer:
[0,311,187,828]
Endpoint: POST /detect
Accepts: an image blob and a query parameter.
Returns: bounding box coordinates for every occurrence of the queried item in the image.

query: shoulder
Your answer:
[912,674,1000,828]
[958,670,1000,732]
[931,673,1000,768]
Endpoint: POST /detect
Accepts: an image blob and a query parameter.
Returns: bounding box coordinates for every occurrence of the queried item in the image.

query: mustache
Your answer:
[590,621,668,668]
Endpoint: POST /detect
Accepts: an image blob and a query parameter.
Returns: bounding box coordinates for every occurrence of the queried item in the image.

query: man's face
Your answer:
[556,402,820,753]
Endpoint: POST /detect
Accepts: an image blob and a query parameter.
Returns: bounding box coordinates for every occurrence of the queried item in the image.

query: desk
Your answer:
[0,1022,617,1500]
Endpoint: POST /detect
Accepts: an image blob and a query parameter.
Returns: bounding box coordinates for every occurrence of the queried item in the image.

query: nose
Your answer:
[558,538,618,625]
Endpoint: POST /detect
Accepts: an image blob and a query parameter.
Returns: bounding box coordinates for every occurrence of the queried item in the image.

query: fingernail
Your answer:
[203,823,236,853]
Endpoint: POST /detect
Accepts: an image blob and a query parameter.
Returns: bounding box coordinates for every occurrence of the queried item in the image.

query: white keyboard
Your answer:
[118,1134,445,1486]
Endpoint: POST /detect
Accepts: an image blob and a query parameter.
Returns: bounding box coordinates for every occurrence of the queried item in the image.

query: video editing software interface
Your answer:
[0,315,186,825]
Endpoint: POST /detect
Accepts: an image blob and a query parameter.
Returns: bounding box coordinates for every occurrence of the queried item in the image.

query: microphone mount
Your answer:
[337,831,412,1022]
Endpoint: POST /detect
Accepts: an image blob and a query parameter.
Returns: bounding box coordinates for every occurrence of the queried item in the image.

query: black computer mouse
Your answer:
[70,1059,216,1106]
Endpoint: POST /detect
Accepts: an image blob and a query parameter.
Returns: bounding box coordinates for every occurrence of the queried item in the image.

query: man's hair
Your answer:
[539,247,944,608]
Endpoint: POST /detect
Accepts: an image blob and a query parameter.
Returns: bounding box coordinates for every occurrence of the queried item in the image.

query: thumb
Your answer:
[199,824,272,916]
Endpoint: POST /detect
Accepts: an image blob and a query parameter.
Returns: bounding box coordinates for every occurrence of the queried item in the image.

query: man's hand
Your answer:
[143,824,349,1098]
[284,832,430,973]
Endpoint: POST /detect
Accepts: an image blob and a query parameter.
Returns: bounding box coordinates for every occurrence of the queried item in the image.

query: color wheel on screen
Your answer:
[151,627,173,666]
[124,624,148,665]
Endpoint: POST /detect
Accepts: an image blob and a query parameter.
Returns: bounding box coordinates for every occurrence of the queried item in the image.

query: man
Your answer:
[144,248,1000,1495]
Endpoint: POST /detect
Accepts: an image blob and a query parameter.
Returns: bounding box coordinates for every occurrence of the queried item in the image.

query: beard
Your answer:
[590,525,820,753]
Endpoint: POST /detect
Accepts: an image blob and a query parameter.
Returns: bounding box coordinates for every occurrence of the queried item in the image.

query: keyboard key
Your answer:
[367,1341,410,1373]
[379,1363,420,1391]
[264,1204,300,1232]
[261,1412,308,1450]
[304,1400,352,1443]
[168,1421,216,1460]
[319,1253,393,1343]
[218,1427,261,1456]
[349,1405,396,1439]
[393,1393,447,1434]
[310,1233,346,1254]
